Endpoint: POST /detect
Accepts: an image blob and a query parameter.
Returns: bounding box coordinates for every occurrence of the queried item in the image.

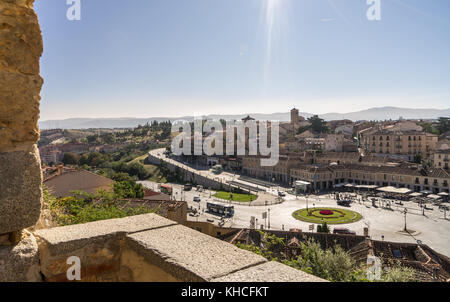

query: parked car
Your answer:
[278,191,286,197]
[193,196,201,202]
[337,200,352,207]
[333,228,356,235]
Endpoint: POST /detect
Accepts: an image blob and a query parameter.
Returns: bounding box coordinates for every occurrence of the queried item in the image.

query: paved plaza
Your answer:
[140,179,450,257]
[145,149,450,257]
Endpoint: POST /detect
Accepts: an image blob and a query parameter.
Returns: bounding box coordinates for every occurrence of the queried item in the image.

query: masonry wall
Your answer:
[147,153,227,190]
[0,0,43,234]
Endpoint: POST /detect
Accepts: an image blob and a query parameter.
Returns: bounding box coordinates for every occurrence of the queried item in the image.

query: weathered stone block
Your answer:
[0,147,42,234]
[211,261,326,282]
[34,214,178,281]
[34,214,177,255]
[0,0,43,151]
[125,224,268,281]
[0,231,41,282]
[0,0,43,75]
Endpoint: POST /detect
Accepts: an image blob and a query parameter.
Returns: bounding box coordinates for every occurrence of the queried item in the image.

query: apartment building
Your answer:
[360,129,438,161]
[432,150,450,170]
[289,163,449,194]
[242,154,303,184]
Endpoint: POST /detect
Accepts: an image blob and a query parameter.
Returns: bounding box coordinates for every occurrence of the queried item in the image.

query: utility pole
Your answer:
[403,208,408,232]
[268,208,271,230]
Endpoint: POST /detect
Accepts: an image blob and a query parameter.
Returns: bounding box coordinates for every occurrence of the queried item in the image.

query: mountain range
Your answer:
[39,107,450,129]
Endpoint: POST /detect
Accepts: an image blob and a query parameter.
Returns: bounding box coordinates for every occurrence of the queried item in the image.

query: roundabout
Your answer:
[292,208,363,225]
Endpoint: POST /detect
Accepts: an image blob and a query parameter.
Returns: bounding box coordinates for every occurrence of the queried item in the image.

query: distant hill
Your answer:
[39,107,450,129]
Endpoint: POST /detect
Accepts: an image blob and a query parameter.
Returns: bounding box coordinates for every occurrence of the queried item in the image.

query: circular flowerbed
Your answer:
[320,210,334,216]
[292,208,362,225]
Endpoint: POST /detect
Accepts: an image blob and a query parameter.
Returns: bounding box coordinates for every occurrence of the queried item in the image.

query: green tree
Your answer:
[113,180,145,198]
[414,153,422,164]
[62,152,80,165]
[111,172,134,182]
[317,222,330,233]
[436,117,450,134]
[308,115,330,134]
[284,238,362,282]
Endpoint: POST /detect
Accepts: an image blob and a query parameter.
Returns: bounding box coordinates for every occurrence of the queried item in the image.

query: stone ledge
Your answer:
[34,214,177,256]
[34,214,325,282]
[125,224,267,282]
[211,261,326,282]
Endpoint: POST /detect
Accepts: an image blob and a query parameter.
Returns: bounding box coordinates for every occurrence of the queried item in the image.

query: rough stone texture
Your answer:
[211,261,327,282]
[34,214,325,282]
[0,0,43,234]
[0,231,42,282]
[38,233,123,282]
[0,146,42,234]
[125,224,268,281]
[34,214,178,281]
[34,214,177,255]
[0,0,43,150]
[120,248,181,282]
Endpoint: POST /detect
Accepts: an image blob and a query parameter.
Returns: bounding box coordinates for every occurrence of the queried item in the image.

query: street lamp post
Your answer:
[403,208,408,232]
[268,209,271,230]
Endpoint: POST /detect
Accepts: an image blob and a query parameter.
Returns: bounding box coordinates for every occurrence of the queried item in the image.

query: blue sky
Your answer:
[35,0,450,120]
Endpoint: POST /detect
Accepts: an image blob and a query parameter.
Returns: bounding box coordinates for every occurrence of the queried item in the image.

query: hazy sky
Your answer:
[35,0,450,120]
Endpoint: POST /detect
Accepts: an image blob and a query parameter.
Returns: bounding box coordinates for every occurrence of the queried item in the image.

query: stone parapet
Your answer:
[34,214,326,282]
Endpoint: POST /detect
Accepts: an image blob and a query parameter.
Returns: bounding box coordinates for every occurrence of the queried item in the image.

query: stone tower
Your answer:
[291,108,300,125]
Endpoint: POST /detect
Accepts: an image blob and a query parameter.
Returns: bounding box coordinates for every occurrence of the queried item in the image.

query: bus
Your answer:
[159,184,173,195]
[207,202,234,218]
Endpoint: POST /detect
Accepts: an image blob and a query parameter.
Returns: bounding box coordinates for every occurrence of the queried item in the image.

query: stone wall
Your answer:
[34,213,326,282]
[147,152,227,191]
[0,0,43,234]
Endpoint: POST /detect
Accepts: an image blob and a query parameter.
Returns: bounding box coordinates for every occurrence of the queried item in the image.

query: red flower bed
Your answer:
[320,210,334,216]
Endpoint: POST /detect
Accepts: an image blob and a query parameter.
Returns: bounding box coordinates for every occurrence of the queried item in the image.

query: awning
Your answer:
[334,183,348,188]
[438,192,449,196]
[355,185,378,189]
[428,194,442,200]
[345,183,354,188]
[295,181,311,186]
[421,190,432,194]
[377,186,412,194]
[409,192,423,197]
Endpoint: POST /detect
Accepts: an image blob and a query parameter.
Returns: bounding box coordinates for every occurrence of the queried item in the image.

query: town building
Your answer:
[44,169,115,197]
[432,150,450,170]
[360,122,438,161]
